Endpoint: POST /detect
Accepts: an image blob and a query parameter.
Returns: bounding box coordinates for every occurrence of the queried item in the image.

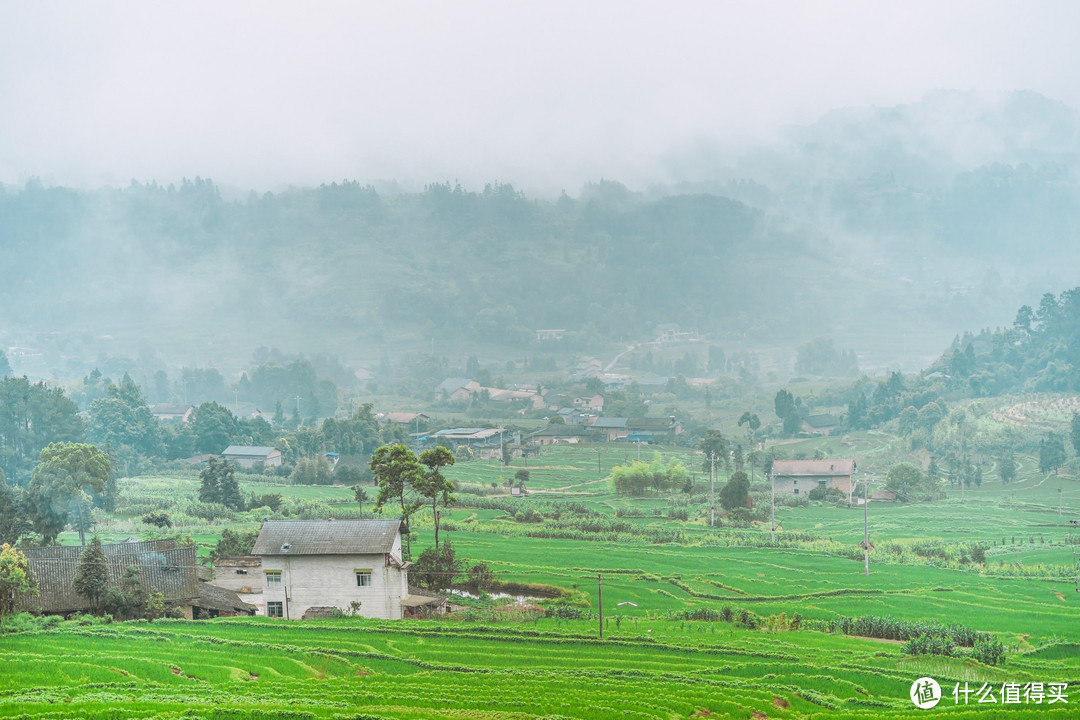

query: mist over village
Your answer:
[1,2,1078,718]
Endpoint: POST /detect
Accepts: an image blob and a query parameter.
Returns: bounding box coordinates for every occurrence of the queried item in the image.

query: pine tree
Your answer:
[73,536,109,613]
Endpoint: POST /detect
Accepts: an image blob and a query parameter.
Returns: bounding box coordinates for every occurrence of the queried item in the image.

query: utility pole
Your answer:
[709,452,717,527]
[597,573,603,639]
[1060,488,1064,517]
[596,448,602,477]
[770,470,776,544]
[863,474,870,576]
[294,395,302,416]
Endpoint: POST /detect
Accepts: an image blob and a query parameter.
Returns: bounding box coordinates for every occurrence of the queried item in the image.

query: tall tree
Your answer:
[698,429,728,474]
[73,535,109,612]
[0,543,37,624]
[0,377,84,486]
[774,389,801,436]
[1071,412,1080,456]
[199,457,243,510]
[26,443,110,545]
[416,446,456,550]
[719,470,750,511]
[0,478,30,546]
[1039,432,1067,474]
[370,444,424,558]
[191,401,240,454]
[86,377,161,460]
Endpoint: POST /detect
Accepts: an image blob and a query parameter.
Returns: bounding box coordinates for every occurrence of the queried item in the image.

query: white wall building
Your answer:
[251,520,414,620]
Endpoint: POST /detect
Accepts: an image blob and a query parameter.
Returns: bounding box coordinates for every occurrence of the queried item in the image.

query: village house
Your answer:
[380,411,431,429]
[151,403,194,423]
[573,394,604,411]
[212,556,263,593]
[801,413,841,436]
[527,424,591,446]
[252,519,435,620]
[17,538,199,617]
[771,459,857,501]
[222,445,283,468]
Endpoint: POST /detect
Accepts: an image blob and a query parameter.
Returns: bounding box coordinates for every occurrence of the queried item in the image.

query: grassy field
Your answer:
[20,400,1080,718]
[1,617,1076,719]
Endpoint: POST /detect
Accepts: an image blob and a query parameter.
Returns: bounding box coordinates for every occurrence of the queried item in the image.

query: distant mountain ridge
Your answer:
[2,90,1078,374]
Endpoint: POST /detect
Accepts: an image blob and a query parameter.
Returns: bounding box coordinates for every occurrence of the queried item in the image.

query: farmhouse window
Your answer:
[267,601,283,618]
[355,570,373,587]
[794,488,799,495]
[265,570,282,588]
[235,569,248,575]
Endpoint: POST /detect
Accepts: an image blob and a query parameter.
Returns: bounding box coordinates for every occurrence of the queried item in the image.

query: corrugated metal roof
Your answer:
[252,520,401,556]
[222,446,279,457]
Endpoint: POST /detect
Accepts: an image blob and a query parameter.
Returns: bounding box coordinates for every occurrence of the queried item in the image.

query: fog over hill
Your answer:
[2,90,1078,383]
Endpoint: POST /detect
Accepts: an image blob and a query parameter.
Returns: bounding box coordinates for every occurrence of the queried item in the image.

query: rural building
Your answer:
[151,403,194,423]
[771,459,857,500]
[222,445,283,468]
[252,519,428,620]
[436,378,482,402]
[381,412,431,428]
[527,424,591,446]
[535,328,565,341]
[191,582,257,619]
[17,538,199,616]
[573,394,604,411]
[212,556,263,593]
[801,414,840,436]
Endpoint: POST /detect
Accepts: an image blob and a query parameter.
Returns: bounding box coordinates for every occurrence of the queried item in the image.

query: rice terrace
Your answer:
[3,414,1080,719]
[7,10,1080,716]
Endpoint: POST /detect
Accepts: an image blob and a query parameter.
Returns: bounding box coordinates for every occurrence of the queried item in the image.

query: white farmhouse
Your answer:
[251,519,414,620]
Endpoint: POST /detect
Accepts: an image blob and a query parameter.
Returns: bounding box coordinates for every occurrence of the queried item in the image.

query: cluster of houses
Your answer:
[18,520,445,621]
[13,456,884,622]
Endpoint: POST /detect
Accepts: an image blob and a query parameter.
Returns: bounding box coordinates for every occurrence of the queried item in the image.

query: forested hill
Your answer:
[4,91,1080,372]
[0,178,841,362]
[929,288,1080,396]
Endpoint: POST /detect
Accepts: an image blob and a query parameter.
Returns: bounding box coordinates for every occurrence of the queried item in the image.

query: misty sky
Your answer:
[2,0,1078,194]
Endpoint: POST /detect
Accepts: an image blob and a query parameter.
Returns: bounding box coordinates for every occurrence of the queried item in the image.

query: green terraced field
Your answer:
[2,618,1076,719]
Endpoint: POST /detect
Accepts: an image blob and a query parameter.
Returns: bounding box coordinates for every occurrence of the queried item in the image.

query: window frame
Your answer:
[265,570,282,588]
[266,601,283,618]
[355,569,373,587]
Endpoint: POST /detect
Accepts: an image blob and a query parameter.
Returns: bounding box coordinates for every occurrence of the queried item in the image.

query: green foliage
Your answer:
[416,446,456,549]
[697,429,728,474]
[0,480,30,546]
[141,510,173,528]
[290,456,334,485]
[0,542,36,622]
[0,377,84,485]
[85,378,161,461]
[73,536,108,612]
[719,470,750,511]
[199,457,244,510]
[610,453,688,497]
[192,401,240,455]
[774,389,801,436]
[795,337,857,377]
[100,565,149,620]
[211,528,260,560]
[970,636,1007,666]
[26,442,111,544]
[411,540,461,592]
[1039,432,1067,473]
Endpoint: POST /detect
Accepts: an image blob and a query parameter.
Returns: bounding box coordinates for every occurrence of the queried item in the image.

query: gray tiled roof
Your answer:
[252,520,401,556]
